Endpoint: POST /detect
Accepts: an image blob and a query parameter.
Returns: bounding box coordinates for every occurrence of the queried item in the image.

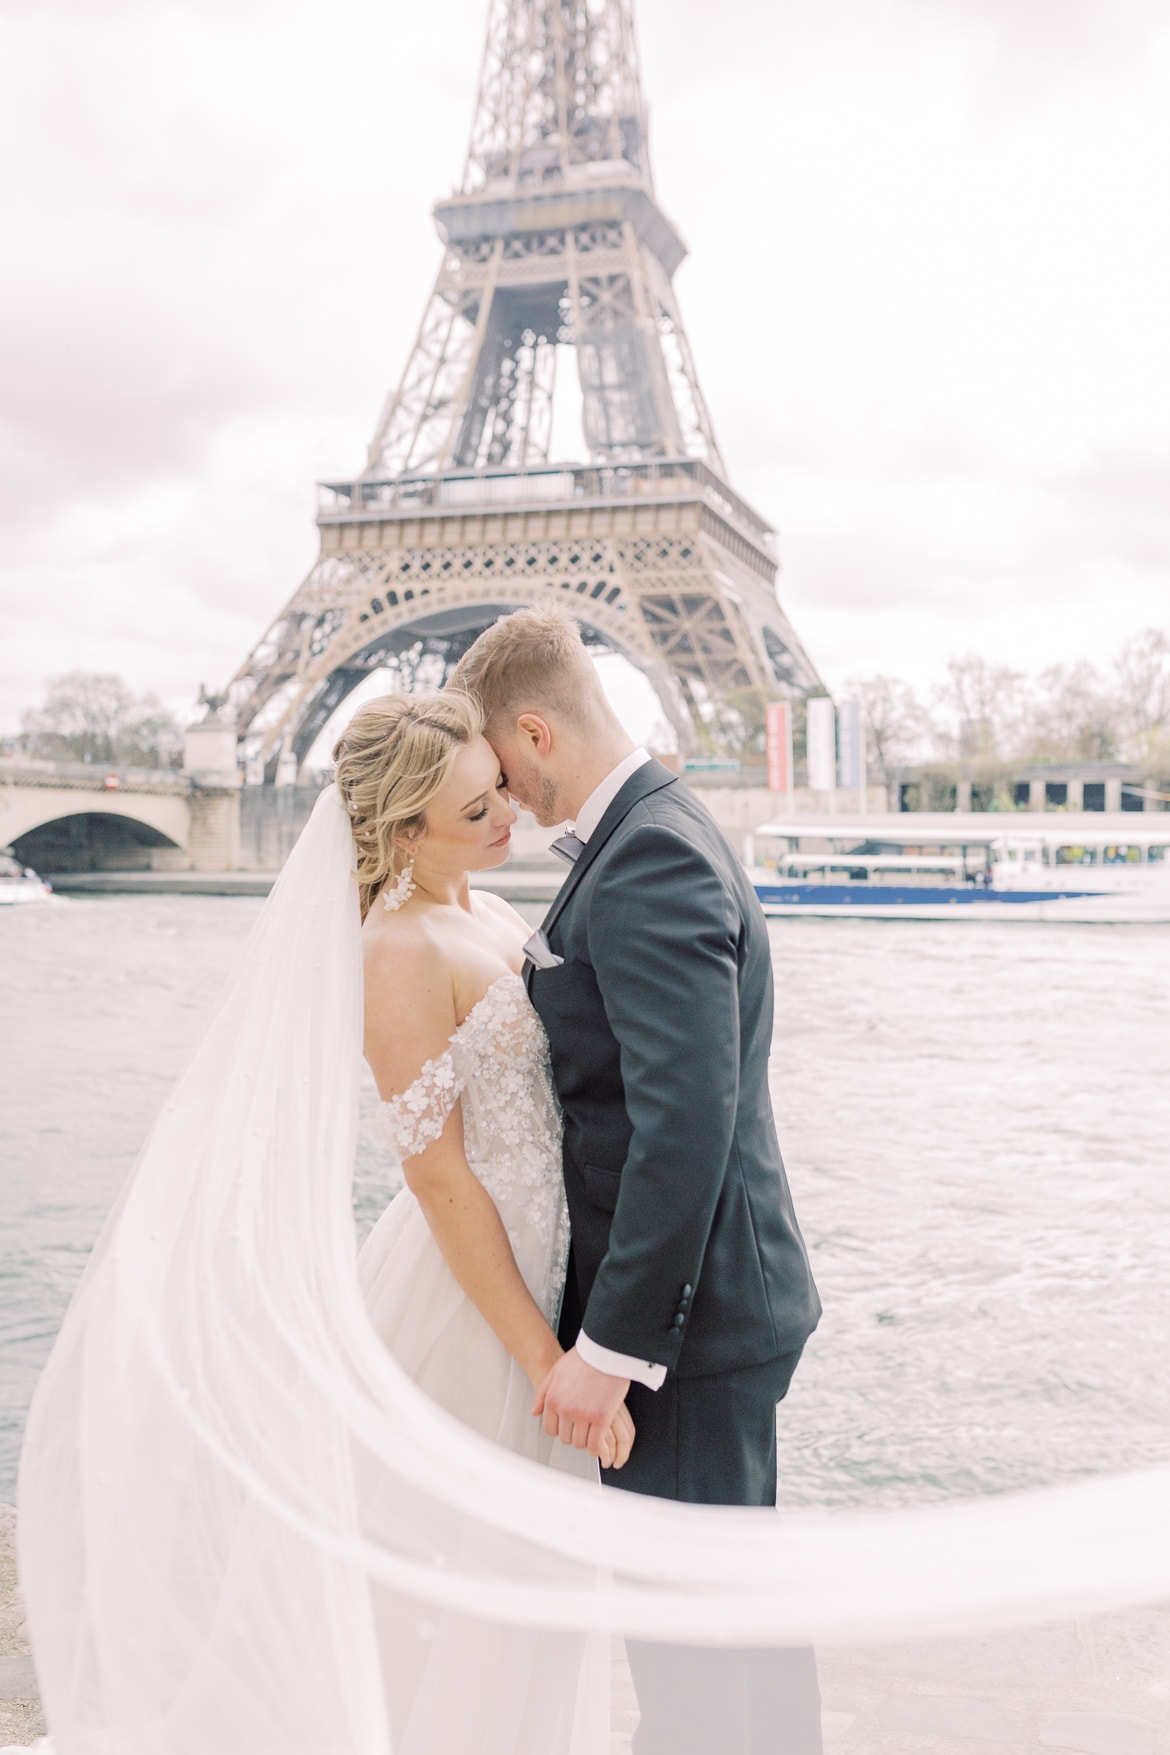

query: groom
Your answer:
[455,604,823,1755]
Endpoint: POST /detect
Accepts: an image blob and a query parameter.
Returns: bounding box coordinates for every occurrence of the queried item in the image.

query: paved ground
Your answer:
[3,1506,1166,1752]
[815,1612,1170,1754]
[0,1509,44,1749]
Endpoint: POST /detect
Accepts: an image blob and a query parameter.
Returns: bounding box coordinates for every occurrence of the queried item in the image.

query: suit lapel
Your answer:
[540,758,678,941]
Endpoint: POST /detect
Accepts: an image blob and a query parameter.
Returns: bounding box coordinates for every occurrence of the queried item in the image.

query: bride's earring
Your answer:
[381,858,416,913]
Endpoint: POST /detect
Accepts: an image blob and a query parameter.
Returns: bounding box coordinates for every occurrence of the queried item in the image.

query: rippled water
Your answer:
[2,895,1168,1507]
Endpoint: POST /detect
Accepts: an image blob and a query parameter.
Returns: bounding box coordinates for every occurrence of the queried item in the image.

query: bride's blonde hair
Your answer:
[333,690,484,919]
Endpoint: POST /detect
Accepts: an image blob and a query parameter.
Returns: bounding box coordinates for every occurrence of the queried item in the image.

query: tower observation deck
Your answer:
[229,0,822,770]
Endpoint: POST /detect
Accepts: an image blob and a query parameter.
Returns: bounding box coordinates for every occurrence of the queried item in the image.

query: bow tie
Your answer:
[549,831,587,864]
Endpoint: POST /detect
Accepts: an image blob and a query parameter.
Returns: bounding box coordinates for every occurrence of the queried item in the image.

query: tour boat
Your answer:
[744,816,1170,922]
[0,848,53,905]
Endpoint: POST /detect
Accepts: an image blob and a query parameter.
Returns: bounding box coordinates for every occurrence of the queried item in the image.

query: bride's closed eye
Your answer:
[468,778,509,822]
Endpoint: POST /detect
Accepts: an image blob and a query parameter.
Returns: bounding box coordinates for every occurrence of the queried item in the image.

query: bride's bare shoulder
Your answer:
[362,914,459,1081]
[363,911,453,1012]
[361,905,449,989]
[471,888,530,937]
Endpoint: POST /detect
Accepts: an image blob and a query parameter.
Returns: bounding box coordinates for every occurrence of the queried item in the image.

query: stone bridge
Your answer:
[0,754,236,875]
[1,711,353,876]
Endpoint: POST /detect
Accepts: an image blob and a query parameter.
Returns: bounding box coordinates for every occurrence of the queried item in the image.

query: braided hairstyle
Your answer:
[332,691,484,919]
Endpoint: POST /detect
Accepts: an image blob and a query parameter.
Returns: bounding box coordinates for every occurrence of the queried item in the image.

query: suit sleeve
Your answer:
[582,822,740,1371]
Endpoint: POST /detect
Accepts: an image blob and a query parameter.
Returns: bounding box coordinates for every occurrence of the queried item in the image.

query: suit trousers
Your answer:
[601,1351,822,1755]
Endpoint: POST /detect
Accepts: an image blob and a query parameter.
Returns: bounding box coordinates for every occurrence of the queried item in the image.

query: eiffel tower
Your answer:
[228,0,821,772]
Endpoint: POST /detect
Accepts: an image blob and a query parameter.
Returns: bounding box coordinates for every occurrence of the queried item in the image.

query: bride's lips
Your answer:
[489,829,511,848]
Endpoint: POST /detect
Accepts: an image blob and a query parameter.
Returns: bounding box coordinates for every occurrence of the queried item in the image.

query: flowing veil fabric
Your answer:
[16,786,1170,1753]
[17,786,389,1752]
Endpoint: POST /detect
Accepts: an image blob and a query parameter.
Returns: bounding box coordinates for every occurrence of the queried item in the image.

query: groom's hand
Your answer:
[533,1348,631,1462]
[604,1401,636,1471]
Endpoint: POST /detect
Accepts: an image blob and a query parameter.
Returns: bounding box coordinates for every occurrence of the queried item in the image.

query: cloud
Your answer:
[0,0,1168,731]
[912,0,1170,79]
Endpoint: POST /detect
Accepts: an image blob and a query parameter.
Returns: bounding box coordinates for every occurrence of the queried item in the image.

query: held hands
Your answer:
[532,1348,634,1469]
[595,1402,634,1471]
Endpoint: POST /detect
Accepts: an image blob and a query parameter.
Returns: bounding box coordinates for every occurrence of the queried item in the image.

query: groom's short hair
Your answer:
[452,602,602,729]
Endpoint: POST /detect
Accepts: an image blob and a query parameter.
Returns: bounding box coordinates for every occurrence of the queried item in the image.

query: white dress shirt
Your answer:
[571,746,651,842]
[562,749,668,1392]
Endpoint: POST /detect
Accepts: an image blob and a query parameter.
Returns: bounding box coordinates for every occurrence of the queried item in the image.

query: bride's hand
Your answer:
[599,1402,635,1471]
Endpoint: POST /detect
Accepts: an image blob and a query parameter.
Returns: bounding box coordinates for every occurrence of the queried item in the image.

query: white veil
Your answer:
[16,785,1170,1752]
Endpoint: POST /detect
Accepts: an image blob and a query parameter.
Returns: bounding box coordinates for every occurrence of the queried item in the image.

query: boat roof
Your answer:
[752,814,1170,847]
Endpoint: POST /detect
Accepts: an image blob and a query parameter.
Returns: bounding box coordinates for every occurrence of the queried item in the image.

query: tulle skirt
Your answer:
[356,1190,610,1755]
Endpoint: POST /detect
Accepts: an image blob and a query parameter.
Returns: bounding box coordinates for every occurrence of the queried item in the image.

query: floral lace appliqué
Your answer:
[377,1049,463,1160]
[375,973,569,1321]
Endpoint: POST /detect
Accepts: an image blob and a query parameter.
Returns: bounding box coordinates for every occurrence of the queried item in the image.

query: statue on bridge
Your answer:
[195,685,232,723]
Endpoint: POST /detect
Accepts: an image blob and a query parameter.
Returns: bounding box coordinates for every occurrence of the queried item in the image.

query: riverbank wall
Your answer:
[44,772,891,895]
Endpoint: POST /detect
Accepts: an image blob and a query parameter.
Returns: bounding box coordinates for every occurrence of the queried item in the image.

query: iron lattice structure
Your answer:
[229,0,821,768]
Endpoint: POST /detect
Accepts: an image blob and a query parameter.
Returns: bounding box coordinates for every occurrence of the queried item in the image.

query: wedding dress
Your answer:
[357,971,608,1754]
[361,973,569,1458]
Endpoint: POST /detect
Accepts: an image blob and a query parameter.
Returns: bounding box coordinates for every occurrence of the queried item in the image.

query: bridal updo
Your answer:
[333,690,484,918]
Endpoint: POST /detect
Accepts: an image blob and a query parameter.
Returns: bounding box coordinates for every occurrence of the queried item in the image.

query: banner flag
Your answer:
[806,696,836,793]
[765,701,793,795]
[838,698,863,791]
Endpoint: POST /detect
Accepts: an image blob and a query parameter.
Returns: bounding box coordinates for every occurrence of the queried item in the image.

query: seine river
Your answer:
[3,894,1169,1509]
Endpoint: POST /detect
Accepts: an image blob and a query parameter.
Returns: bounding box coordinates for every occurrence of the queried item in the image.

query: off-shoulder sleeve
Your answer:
[375,1048,465,1161]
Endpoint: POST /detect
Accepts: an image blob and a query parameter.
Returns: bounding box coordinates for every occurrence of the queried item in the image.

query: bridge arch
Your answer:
[1,787,191,872]
[10,812,184,876]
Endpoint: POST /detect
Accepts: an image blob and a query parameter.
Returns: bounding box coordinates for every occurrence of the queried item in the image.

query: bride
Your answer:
[16,688,625,1755]
[341,691,630,1752]
[344,690,632,1478]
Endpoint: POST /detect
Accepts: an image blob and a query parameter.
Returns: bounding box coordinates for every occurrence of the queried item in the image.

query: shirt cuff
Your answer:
[576,1329,667,1391]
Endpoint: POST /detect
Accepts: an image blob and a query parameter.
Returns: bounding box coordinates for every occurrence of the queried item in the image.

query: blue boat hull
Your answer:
[743,879,1170,921]
[752,881,1094,910]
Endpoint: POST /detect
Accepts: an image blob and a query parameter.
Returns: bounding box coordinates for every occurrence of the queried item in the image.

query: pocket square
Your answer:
[523,929,564,971]
[548,831,586,864]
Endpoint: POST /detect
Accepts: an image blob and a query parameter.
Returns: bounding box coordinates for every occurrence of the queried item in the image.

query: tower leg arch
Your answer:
[231,545,696,773]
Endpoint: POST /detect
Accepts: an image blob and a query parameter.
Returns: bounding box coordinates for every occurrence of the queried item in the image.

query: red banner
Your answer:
[765,701,792,795]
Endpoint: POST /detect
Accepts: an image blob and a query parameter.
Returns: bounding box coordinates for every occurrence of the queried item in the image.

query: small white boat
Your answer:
[0,847,53,905]
[744,816,1170,922]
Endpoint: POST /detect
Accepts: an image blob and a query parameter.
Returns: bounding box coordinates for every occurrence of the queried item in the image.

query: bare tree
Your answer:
[932,653,1029,760]
[1114,627,1170,762]
[21,673,183,768]
[118,706,184,769]
[1024,662,1119,762]
[845,673,932,780]
[693,686,771,762]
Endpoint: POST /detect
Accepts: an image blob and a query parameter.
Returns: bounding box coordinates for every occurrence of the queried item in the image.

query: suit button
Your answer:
[671,1313,685,1330]
[681,1283,693,1299]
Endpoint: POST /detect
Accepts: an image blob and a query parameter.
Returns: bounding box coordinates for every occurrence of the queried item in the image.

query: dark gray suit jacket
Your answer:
[526,759,821,1380]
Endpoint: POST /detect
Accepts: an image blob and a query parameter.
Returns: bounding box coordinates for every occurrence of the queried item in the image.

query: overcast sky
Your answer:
[2,0,1169,740]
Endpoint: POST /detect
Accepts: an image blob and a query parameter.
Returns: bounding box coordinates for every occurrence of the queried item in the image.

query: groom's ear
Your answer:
[515,712,553,758]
